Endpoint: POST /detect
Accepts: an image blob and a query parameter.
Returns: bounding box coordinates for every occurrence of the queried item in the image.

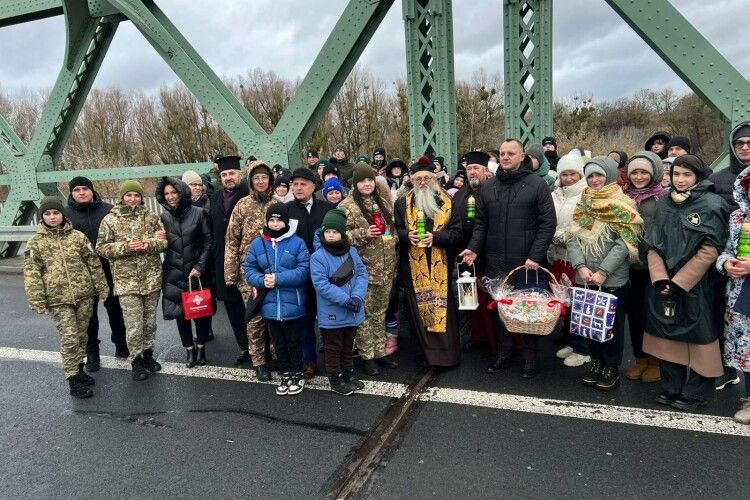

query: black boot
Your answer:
[376,356,398,369]
[85,352,101,372]
[186,348,196,368]
[329,375,354,396]
[487,354,510,373]
[362,359,380,376]
[77,363,95,386]
[521,360,539,379]
[114,345,130,359]
[195,345,207,366]
[131,356,149,381]
[342,370,364,391]
[255,364,272,381]
[68,377,93,398]
[234,350,251,366]
[142,349,162,372]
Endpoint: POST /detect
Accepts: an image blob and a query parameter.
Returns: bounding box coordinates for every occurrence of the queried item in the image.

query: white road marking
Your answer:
[2,346,749,437]
[421,387,750,437]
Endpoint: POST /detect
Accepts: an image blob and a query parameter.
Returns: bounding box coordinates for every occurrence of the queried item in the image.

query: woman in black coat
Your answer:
[156,177,213,367]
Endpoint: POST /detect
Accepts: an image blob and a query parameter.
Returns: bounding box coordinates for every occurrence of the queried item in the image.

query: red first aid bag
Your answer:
[182,277,214,320]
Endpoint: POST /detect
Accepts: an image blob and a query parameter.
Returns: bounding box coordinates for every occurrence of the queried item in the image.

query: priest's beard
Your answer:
[469,178,482,189]
[413,183,440,220]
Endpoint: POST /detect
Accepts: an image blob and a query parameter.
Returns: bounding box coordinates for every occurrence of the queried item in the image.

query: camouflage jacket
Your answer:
[338,193,398,286]
[24,221,108,311]
[224,193,274,293]
[96,203,167,296]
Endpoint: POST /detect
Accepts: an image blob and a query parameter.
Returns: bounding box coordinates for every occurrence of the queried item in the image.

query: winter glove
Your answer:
[345,297,363,313]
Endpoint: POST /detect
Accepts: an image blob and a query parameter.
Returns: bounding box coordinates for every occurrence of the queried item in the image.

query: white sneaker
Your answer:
[276,374,290,396]
[556,346,574,359]
[564,353,591,367]
[287,374,304,395]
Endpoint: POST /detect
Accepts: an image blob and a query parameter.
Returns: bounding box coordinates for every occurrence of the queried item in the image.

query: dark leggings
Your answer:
[175,316,211,348]
[223,300,248,351]
[586,284,629,368]
[268,319,304,374]
[661,360,715,402]
[321,326,356,377]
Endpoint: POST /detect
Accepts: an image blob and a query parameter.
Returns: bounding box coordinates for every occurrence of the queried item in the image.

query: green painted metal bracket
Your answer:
[503,0,553,146]
[604,0,750,126]
[0,0,120,28]
[36,162,213,182]
[107,0,265,156]
[270,0,395,166]
[403,0,457,165]
[0,112,27,166]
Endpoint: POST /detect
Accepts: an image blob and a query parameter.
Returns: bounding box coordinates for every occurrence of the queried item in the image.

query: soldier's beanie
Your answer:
[68,176,94,192]
[249,162,273,179]
[584,156,619,185]
[274,177,290,190]
[352,162,375,185]
[373,147,386,158]
[334,144,349,155]
[322,164,341,179]
[321,209,347,237]
[265,202,290,226]
[38,196,64,218]
[119,179,144,199]
[181,170,202,185]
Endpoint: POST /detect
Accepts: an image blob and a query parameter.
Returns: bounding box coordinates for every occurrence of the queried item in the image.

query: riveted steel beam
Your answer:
[108,0,265,157]
[0,0,120,28]
[0,112,27,166]
[36,162,213,183]
[403,0,457,166]
[503,0,552,146]
[270,0,395,167]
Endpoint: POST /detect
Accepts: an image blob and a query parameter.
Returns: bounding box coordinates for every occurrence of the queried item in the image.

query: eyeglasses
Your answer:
[733,140,750,149]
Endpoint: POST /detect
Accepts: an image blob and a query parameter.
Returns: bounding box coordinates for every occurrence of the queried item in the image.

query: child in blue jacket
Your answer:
[243,203,310,396]
[310,209,369,395]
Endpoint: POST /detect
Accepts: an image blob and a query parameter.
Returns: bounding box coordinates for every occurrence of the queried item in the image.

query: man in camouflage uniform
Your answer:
[97,180,168,381]
[24,196,109,398]
[338,163,399,376]
[225,161,276,380]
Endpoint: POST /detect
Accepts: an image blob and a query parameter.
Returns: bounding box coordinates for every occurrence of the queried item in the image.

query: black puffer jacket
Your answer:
[709,121,750,212]
[467,160,556,279]
[157,177,213,320]
[65,191,116,287]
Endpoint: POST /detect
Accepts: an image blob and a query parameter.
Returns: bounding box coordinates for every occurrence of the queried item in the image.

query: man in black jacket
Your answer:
[287,167,335,378]
[461,138,556,378]
[65,176,128,370]
[209,156,250,364]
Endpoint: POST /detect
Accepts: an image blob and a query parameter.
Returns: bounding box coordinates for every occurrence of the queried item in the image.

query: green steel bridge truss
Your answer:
[0,0,749,257]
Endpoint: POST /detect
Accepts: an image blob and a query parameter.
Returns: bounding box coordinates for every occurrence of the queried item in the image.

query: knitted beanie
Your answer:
[38,196,65,219]
[119,179,144,199]
[584,156,619,185]
[182,170,202,185]
[666,136,691,154]
[352,161,375,185]
[321,208,347,237]
[556,153,585,176]
[68,176,93,192]
[323,178,344,197]
[265,202,290,226]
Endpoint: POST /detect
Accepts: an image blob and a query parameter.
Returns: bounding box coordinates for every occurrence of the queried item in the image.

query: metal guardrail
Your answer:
[0,198,164,247]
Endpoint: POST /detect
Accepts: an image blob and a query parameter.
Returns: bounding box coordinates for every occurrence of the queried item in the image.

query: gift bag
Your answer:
[569,286,617,342]
[182,277,214,320]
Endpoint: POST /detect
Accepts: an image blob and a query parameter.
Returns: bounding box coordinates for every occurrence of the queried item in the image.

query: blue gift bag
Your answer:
[569,287,618,343]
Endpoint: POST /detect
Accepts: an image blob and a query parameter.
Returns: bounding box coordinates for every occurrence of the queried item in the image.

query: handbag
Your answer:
[329,253,354,287]
[182,277,214,320]
[244,240,272,324]
[569,285,618,342]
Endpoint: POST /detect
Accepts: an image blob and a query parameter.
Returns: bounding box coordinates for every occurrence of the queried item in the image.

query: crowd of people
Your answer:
[21,126,750,424]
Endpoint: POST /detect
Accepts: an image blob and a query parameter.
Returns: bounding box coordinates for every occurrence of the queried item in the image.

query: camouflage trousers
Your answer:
[48,297,95,379]
[239,284,274,366]
[119,291,160,361]
[357,283,389,360]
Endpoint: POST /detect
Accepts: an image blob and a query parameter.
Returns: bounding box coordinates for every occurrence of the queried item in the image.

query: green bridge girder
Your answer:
[1,0,749,258]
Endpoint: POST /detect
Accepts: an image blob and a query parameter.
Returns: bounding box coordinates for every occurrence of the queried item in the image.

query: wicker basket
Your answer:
[496,266,562,336]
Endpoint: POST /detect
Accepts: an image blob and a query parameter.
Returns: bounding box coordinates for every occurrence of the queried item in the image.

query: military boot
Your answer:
[68,377,93,398]
[85,351,101,372]
[142,349,162,372]
[132,355,149,381]
[77,363,95,386]
[342,370,365,391]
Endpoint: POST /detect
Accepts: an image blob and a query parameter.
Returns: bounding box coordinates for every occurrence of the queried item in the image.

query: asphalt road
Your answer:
[1,273,748,499]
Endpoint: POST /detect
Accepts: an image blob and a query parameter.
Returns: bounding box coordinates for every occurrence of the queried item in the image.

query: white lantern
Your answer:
[457,268,479,310]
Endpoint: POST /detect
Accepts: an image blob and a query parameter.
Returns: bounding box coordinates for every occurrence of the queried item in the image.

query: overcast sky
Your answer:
[1,0,748,102]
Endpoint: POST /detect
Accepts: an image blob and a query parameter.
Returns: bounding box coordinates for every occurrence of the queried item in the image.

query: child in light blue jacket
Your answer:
[310,209,368,395]
[243,203,309,396]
